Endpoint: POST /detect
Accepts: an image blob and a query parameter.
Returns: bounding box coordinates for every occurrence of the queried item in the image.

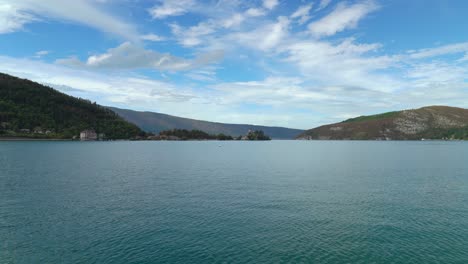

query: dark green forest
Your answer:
[158,129,234,140]
[156,129,271,140]
[0,73,143,139]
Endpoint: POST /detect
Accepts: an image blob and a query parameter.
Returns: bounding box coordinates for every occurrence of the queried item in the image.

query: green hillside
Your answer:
[297,106,468,140]
[0,73,143,139]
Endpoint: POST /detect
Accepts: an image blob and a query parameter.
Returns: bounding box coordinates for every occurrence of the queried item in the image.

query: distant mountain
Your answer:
[0,73,143,139]
[297,106,468,140]
[109,107,303,139]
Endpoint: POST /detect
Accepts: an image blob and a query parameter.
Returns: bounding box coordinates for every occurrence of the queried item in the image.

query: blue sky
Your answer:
[1,0,468,129]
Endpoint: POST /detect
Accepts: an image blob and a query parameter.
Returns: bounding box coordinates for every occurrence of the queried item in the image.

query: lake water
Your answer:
[1,141,468,263]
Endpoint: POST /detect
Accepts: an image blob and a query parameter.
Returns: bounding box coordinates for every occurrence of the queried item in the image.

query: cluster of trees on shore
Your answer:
[244,130,271,140]
[149,129,271,141]
[157,129,233,140]
[424,126,468,140]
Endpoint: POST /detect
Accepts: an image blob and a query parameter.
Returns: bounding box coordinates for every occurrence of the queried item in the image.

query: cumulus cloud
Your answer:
[57,42,223,71]
[308,0,379,37]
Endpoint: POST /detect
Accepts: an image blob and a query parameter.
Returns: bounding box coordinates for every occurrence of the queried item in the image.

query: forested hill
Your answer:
[109,107,303,139]
[0,73,143,139]
[297,106,468,140]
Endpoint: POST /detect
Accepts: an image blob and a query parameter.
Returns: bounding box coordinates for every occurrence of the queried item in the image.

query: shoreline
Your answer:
[0,137,72,141]
[1,137,466,142]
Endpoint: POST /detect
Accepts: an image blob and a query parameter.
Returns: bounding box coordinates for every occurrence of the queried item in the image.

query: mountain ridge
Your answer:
[109,107,303,139]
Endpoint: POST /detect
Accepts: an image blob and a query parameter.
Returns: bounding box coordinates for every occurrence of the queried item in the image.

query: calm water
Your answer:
[1,141,468,263]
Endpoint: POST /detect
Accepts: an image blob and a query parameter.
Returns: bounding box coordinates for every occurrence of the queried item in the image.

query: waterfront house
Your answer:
[80,129,97,141]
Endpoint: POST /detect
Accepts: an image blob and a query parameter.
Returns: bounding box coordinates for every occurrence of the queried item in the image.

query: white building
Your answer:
[80,129,97,141]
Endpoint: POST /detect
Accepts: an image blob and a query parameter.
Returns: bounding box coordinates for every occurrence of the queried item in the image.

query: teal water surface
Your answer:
[1,141,468,263]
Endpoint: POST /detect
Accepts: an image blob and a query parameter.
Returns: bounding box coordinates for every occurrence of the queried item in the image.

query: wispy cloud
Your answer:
[228,16,290,51]
[140,34,165,42]
[309,0,379,37]
[408,42,468,59]
[316,0,332,11]
[0,2,36,33]
[148,0,195,19]
[291,4,313,25]
[0,0,138,40]
[33,50,50,58]
[283,38,399,92]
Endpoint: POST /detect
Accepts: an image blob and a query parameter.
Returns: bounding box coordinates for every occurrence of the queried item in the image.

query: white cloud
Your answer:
[0,0,138,40]
[460,53,468,62]
[213,77,329,106]
[161,0,290,49]
[317,0,332,11]
[245,8,266,17]
[406,61,468,85]
[263,0,279,10]
[409,42,468,59]
[141,34,165,42]
[283,38,399,92]
[149,0,195,19]
[291,4,313,24]
[168,3,276,47]
[56,42,223,71]
[222,13,245,29]
[0,2,36,33]
[170,21,216,47]
[308,0,379,37]
[230,16,290,51]
[33,50,50,58]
